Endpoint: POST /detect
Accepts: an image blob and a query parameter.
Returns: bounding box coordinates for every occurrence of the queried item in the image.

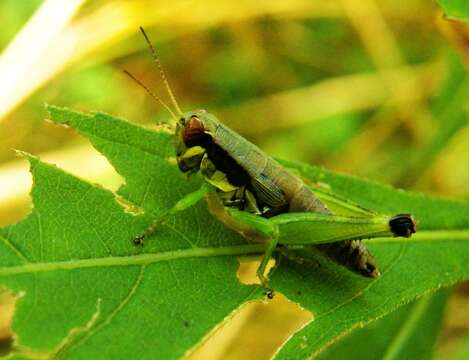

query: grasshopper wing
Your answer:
[250,173,288,214]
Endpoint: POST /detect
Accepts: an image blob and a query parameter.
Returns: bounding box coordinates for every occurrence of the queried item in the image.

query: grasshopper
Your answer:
[127,28,416,297]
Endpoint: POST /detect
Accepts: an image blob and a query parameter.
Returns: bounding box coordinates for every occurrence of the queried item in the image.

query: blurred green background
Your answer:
[0,0,468,359]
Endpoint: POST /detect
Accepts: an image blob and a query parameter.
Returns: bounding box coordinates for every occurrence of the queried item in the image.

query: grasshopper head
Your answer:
[175,110,215,173]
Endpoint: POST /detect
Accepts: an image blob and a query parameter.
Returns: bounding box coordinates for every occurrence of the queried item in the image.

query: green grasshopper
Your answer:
[127,28,416,297]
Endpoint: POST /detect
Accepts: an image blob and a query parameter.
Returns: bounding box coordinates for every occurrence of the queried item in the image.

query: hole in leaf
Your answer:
[187,293,313,360]
[0,288,18,356]
[236,257,276,285]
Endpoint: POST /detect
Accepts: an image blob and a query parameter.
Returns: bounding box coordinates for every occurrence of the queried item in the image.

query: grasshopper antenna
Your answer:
[139,26,183,116]
[123,69,178,122]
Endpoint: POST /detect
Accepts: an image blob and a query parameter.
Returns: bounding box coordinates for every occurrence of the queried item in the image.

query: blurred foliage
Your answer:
[437,0,469,21]
[0,1,42,48]
[317,289,451,360]
[0,0,468,359]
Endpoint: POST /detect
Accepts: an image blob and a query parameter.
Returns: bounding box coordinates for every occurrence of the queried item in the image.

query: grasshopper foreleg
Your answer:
[134,184,211,245]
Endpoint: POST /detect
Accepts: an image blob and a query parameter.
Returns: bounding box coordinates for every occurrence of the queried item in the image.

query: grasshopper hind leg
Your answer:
[389,214,416,237]
[256,234,279,299]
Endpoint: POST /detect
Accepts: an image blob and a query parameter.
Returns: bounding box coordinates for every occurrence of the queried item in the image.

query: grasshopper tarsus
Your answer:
[133,220,163,246]
[133,234,145,246]
[257,270,275,299]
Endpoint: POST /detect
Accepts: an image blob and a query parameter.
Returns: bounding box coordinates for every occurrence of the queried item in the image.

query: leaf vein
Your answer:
[0,244,266,277]
[60,265,146,356]
[0,234,30,263]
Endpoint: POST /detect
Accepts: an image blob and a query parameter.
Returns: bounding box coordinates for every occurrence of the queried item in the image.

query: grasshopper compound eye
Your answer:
[389,214,416,238]
[183,116,209,147]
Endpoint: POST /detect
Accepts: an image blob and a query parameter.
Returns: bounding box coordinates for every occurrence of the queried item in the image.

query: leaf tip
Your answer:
[46,104,78,126]
[14,149,33,160]
[14,150,40,170]
[45,103,61,115]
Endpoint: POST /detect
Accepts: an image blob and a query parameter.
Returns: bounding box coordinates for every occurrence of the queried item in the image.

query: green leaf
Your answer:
[437,0,469,21]
[271,162,469,359]
[315,288,451,360]
[0,107,262,359]
[397,54,469,188]
[1,106,468,359]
